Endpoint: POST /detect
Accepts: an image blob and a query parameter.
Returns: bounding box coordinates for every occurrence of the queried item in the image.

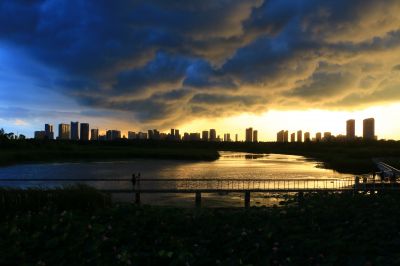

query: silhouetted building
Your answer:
[174,129,180,140]
[80,123,89,141]
[45,124,54,140]
[323,132,332,141]
[235,134,238,142]
[210,129,217,141]
[202,130,209,141]
[316,132,322,142]
[277,130,284,142]
[148,129,160,140]
[284,131,289,142]
[290,133,295,142]
[58,124,70,140]
[304,132,310,142]
[224,133,231,142]
[346,119,355,140]
[183,132,190,141]
[336,134,347,142]
[71,121,79,140]
[137,132,147,139]
[128,131,136,140]
[106,130,121,141]
[34,131,46,140]
[363,118,375,140]
[189,133,201,141]
[253,131,258,142]
[297,130,302,142]
[245,128,253,142]
[91,129,99,140]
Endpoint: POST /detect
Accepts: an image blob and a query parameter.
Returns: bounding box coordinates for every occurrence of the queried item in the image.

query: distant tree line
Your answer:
[0,128,26,141]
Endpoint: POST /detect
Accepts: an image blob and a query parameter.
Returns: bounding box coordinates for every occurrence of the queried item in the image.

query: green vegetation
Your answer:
[0,139,220,166]
[213,141,400,174]
[0,185,111,215]
[1,188,400,265]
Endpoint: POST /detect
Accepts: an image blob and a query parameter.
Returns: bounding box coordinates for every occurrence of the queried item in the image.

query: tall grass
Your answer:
[0,185,111,215]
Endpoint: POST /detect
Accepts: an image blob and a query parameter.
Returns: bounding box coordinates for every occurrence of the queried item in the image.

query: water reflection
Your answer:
[0,152,354,207]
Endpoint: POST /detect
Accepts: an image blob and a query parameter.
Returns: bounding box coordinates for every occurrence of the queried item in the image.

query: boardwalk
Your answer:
[2,174,400,207]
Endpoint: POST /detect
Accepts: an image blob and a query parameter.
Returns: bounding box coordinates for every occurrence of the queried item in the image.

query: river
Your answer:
[0,152,354,207]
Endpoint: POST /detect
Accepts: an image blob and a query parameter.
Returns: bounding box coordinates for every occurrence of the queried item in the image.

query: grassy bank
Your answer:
[1,187,400,265]
[0,140,220,166]
[213,141,400,174]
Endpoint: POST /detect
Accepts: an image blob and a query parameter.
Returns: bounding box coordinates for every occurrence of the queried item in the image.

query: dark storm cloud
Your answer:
[1,0,400,127]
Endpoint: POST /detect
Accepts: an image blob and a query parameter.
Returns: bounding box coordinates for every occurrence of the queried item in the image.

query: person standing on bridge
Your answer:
[355,176,360,190]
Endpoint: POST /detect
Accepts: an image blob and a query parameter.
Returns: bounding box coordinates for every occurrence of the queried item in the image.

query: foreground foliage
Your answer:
[1,191,400,265]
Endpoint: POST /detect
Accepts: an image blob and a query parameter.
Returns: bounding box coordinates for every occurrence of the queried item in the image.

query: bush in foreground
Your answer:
[1,191,400,265]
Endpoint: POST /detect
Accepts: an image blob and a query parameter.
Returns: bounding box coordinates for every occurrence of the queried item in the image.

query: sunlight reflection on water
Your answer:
[0,152,354,207]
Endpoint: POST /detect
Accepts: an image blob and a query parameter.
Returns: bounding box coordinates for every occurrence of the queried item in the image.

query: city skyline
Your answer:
[2,1,400,141]
[32,117,378,142]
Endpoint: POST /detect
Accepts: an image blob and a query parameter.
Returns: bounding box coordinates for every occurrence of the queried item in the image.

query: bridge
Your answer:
[1,173,400,207]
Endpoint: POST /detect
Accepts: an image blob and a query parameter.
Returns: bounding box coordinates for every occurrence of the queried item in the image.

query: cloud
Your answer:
[1,0,400,128]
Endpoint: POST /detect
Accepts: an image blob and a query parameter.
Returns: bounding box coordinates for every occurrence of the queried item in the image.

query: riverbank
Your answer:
[0,140,220,167]
[1,187,399,265]
[215,141,400,174]
[2,139,400,174]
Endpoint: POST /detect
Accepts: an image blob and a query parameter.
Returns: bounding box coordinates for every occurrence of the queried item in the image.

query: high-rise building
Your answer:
[245,128,253,142]
[323,132,332,141]
[277,130,284,142]
[45,124,54,140]
[253,130,258,142]
[316,132,322,142]
[128,131,136,140]
[209,129,217,141]
[202,130,209,141]
[70,121,79,140]
[174,129,180,141]
[235,134,238,142]
[58,124,70,140]
[170,129,175,136]
[91,129,99,140]
[284,131,289,142]
[363,118,375,140]
[290,133,296,142]
[34,131,46,140]
[182,132,190,141]
[106,130,121,141]
[346,119,355,140]
[80,123,89,141]
[297,130,302,142]
[137,132,147,139]
[223,133,231,142]
[147,129,160,140]
[189,133,201,141]
[304,132,310,142]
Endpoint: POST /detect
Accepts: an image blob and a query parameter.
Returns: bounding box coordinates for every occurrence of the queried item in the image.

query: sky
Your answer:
[1,0,400,140]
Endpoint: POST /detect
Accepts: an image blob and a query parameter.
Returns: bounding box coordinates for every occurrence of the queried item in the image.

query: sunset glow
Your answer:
[1,1,400,140]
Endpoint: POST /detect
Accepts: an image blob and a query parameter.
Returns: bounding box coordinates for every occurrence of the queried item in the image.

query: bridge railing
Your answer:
[134,178,355,191]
